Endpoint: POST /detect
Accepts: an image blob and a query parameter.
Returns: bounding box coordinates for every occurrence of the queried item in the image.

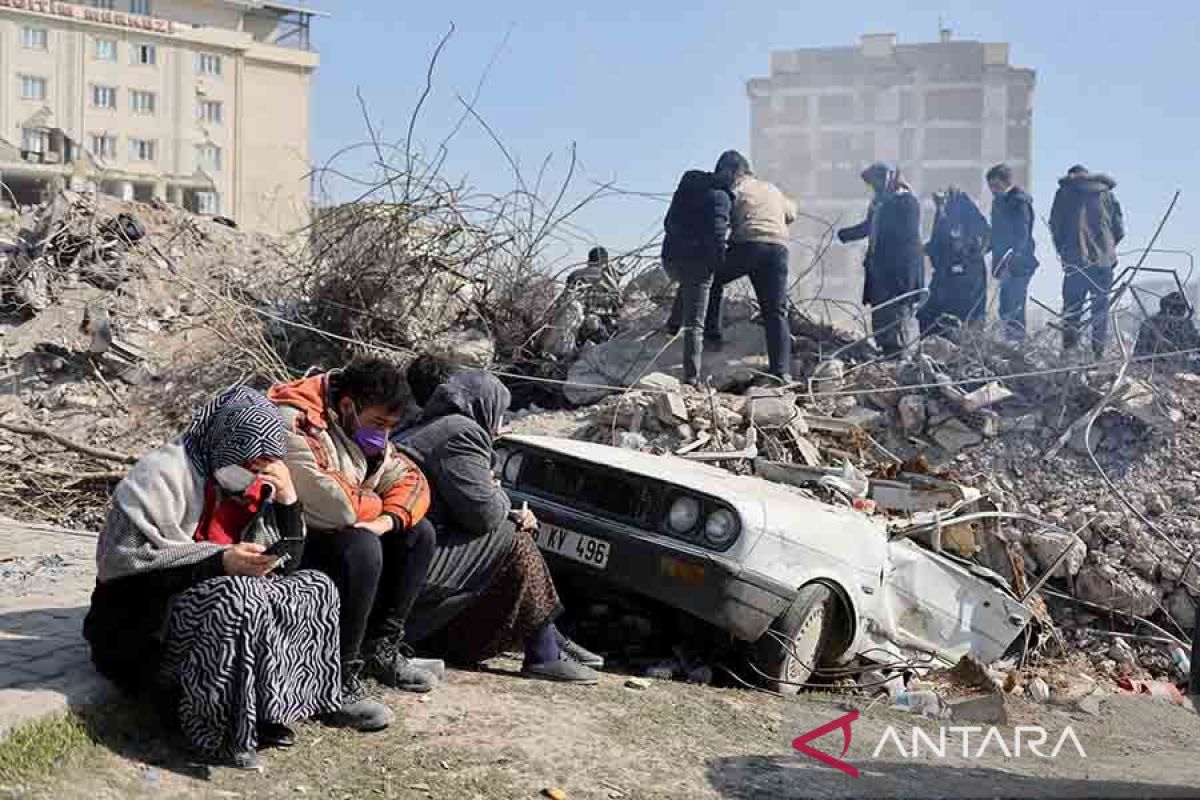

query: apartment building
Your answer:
[747,31,1035,317]
[0,0,323,235]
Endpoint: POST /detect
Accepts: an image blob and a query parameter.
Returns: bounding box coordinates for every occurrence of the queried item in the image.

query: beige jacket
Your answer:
[731,176,797,247]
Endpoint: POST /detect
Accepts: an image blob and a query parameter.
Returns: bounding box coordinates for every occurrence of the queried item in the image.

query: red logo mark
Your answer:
[791,709,859,778]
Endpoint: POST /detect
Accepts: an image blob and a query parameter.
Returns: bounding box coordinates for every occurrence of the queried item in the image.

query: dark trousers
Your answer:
[300,519,436,662]
[998,272,1033,341]
[664,258,715,384]
[1062,264,1115,354]
[872,301,916,357]
[706,242,792,378]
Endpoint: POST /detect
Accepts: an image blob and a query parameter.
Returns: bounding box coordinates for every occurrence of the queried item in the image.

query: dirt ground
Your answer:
[6,656,1200,800]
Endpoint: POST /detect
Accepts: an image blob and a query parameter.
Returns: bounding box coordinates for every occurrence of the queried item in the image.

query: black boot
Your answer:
[323,660,394,732]
[364,635,437,694]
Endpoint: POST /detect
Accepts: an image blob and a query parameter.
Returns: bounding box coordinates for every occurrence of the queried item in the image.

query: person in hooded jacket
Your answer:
[837,162,924,357]
[920,187,989,338]
[987,164,1040,341]
[268,359,441,699]
[395,371,602,684]
[662,157,735,384]
[1050,165,1125,356]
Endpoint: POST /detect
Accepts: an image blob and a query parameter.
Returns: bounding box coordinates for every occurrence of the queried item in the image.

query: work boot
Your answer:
[522,652,601,684]
[256,722,296,749]
[364,636,437,694]
[555,630,604,668]
[324,660,394,732]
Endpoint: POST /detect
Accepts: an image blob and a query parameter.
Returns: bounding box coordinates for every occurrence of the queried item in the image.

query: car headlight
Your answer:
[667,495,701,534]
[502,451,524,484]
[703,508,739,547]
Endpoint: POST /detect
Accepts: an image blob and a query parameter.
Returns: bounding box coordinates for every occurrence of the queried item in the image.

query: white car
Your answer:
[496,434,1032,693]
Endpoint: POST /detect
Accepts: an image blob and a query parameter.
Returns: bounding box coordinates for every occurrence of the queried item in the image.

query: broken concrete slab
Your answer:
[636,372,682,393]
[746,393,797,428]
[931,418,983,453]
[897,395,926,432]
[947,693,1008,725]
[1075,558,1160,617]
[840,407,883,431]
[1025,529,1088,579]
[655,392,689,426]
[959,381,1015,414]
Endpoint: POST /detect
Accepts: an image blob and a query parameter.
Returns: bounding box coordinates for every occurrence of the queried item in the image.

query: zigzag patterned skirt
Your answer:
[161,570,342,758]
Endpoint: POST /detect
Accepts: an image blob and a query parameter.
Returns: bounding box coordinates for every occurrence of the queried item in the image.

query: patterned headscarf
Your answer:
[181,386,287,478]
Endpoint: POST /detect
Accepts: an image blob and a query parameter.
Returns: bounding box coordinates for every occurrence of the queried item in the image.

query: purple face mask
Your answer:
[353,426,388,457]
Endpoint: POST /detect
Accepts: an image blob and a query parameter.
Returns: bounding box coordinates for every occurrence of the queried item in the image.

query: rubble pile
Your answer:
[0,192,296,528]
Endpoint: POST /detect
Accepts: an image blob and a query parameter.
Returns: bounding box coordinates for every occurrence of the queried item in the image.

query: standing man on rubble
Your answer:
[661,156,736,386]
[986,164,1039,341]
[1050,165,1125,357]
[837,162,924,357]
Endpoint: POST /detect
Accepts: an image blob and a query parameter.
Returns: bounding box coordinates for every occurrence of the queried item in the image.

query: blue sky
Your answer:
[310,1,1198,299]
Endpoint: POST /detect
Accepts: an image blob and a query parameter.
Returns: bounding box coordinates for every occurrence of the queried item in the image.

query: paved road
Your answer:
[0,518,112,739]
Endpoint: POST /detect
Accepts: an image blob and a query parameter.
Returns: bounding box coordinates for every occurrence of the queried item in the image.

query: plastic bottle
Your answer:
[1169,646,1191,676]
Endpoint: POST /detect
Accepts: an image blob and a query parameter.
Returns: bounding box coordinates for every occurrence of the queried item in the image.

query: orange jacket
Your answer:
[267,374,430,532]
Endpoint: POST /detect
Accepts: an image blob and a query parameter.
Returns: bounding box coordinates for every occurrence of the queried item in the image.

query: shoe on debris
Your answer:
[364,636,438,694]
[324,660,394,732]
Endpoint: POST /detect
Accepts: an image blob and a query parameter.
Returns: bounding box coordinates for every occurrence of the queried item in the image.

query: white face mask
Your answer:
[214,464,255,493]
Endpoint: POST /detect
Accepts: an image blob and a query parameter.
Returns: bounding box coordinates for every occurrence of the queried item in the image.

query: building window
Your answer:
[197,53,222,76]
[88,0,116,8]
[130,0,151,14]
[20,75,47,101]
[21,128,47,155]
[130,90,156,115]
[90,134,118,159]
[94,38,118,61]
[92,85,118,109]
[132,43,157,66]
[197,100,223,124]
[129,138,156,162]
[195,191,220,215]
[196,144,222,172]
[21,27,48,50]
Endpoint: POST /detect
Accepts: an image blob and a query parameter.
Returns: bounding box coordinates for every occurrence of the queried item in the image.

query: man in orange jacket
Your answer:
[269,358,439,708]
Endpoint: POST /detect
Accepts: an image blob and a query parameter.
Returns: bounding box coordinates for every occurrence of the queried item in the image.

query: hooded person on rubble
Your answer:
[394,370,603,683]
[837,162,924,357]
[1134,291,1200,361]
[661,158,736,385]
[920,187,990,338]
[1050,165,1125,357]
[987,163,1040,341]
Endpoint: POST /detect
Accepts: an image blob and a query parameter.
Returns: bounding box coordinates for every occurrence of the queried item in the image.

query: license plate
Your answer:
[531,524,610,570]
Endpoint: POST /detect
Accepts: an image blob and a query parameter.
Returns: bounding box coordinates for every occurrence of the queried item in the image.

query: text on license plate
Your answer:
[531,525,610,569]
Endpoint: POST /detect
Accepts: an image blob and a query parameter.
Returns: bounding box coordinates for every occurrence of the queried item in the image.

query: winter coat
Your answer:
[922,190,989,324]
[989,187,1039,277]
[1049,173,1125,268]
[840,189,924,306]
[661,170,732,270]
[268,373,430,532]
[730,175,796,247]
[395,372,513,541]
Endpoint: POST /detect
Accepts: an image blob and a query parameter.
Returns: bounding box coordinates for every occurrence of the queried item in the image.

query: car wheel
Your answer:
[755,583,837,696]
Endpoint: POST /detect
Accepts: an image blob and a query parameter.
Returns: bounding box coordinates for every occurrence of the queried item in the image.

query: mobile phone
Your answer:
[265,537,303,558]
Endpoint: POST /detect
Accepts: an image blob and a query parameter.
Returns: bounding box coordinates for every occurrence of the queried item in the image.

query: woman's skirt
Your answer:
[160,569,342,758]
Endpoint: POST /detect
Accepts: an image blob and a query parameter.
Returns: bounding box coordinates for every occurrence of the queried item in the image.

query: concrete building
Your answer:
[0,0,323,235]
[747,31,1035,317]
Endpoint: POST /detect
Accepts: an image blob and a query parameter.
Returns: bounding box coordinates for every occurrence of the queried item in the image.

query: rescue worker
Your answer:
[921,188,989,338]
[986,164,1039,341]
[837,163,924,357]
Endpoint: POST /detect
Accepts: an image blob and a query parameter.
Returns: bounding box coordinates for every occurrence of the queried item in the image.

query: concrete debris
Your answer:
[897,395,926,432]
[931,418,983,453]
[958,381,1015,414]
[1028,677,1050,704]
[947,692,1009,725]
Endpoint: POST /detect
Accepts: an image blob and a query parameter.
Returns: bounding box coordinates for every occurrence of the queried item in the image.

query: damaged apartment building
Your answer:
[747,31,1036,320]
[0,0,322,234]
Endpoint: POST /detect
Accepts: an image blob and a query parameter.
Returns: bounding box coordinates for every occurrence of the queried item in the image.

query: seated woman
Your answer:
[395,371,602,683]
[83,387,390,769]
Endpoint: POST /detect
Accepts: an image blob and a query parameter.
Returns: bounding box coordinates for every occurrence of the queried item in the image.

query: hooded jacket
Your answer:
[395,372,513,540]
[989,186,1039,277]
[922,189,989,323]
[1049,172,1124,268]
[267,373,430,533]
[730,175,797,247]
[661,170,732,268]
[839,181,924,306]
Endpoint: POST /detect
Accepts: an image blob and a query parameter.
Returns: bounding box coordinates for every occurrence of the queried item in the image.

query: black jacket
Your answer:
[840,189,924,306]
[989,187,1039,277]
[661,170,732,269]
[923,190,989,323]
[1049,173,1124,268]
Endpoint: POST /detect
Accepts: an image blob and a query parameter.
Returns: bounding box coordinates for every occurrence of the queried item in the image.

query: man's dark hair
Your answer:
[986,163,1013,184]
[588,246,609,266]
[406,352,457,407]
[330,356,407,412]
[1067,164,1088,176]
